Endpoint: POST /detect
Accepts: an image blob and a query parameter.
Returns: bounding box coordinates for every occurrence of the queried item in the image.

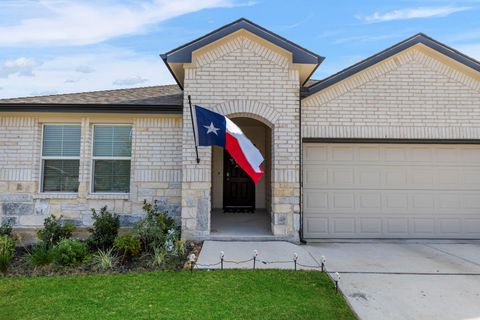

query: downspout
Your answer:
[299,89,307,244]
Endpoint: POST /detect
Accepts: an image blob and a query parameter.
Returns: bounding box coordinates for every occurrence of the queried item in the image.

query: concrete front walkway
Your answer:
[196,241,320,270]
[307,241,480,320]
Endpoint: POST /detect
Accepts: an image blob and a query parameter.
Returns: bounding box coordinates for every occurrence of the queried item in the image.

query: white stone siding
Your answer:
[0,114,183,228]
[181,33,300,239]
[302,47,480,139]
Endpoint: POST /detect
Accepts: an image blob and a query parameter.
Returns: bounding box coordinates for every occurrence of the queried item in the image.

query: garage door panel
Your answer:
[331,168,355,185]
[304,145,327,162]
[386,218,409,234]
[305,189,480,215]
[331,146,354,161]
[305,217,329,235]
[333,218,355,234]
[465,219,480,234]
[359,218,382,234]
[412,218,435,235]
[358,146,381,161]
[303,190,328,210]
[303,214,480,238]
[303,165,327,186]
[303,143,480,239]
[461,148,480,162]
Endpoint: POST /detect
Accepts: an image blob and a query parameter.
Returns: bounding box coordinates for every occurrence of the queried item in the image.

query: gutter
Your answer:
[298,88,307,244]
[0,103,183,114]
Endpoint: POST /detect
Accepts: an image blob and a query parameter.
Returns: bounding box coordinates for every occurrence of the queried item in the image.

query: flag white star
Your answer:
[203,122,220,135]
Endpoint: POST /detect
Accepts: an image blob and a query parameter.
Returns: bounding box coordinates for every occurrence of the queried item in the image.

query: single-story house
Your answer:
[1,18,480,242]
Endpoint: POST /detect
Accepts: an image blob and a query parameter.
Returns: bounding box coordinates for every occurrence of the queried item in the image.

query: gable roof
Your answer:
[0,84,183,114]
[161,18,324,88]
[304,33,480,97]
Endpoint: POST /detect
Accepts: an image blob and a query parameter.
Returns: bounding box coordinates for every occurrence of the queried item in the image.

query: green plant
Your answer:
[114,234,141,262]
[92,248,118,271]
[26,243,54,267]
[0,219,14,237]
[173,240,186,257]
[88,206,120,250]
[149,247,166,268]
[134,200,176,252]
[0,235,15,272]
[37,215,75,249]
[52,239,87,266]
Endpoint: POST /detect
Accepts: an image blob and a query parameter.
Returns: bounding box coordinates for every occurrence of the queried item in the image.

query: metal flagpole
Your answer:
[188,95,200,164]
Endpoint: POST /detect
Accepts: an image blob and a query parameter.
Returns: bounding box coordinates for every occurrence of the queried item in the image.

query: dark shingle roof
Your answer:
[0,84,183,105]
[305,33,480,96]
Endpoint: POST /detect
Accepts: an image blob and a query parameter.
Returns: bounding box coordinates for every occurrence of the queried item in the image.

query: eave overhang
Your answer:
[304,33,480,97]
[161,18,324,89]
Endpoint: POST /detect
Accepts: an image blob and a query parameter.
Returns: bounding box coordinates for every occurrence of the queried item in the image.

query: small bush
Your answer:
[134,200,176,252]
[26,243,54,267]
[37,215,75,249]
[114,234,141,262]
[0,235,15,273]
[173,240,186,257]
[92,248,118,271]
[88,206,120,250]
[0,219,14,237]
[52,239,87,266]
[149,247,166,268]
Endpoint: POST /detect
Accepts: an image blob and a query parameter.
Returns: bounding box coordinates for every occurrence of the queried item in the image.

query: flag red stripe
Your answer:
[225,133,264,184]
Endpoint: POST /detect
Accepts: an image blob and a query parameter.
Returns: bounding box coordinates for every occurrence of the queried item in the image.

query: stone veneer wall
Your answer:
[181,32,301,240]
[0,114,183,230]
[302,46,480,139]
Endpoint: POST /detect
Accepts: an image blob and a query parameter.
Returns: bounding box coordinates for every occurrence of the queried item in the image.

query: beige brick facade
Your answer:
[180,32,301,240]
[0,113,183,228]
[302,45,480,139]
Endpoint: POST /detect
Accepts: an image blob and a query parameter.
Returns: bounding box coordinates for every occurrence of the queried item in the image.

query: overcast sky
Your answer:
[0,0,479,98]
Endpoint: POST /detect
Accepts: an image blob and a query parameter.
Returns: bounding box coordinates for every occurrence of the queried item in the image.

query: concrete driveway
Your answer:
[306,241,480,320]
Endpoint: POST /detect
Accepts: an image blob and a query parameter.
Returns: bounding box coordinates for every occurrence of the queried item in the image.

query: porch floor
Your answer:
[210,209,272,238]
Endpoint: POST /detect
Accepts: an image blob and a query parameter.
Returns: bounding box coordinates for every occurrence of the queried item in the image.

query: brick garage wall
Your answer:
[302,45,480,139]
[181,31,301,239]
[0,114,183,231]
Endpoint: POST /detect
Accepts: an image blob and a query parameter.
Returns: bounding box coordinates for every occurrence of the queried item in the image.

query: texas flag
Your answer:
[192,105,264,184]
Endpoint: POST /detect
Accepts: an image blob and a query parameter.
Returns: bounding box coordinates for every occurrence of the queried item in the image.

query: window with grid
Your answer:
[92,125,132,193]
[41,124,81,192]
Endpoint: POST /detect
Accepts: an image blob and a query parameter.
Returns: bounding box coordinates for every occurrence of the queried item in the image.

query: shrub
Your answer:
[26,243,54,267]
[92,248,118,271]
[173,240,186,257]
[0,219,14,238]
[114,234,141,262]
[0,235,15,273]
[149,247,166,268]
[88,206,120,250]
[52,239,87,266]
[37,215,75,249]
[134,200,176,252]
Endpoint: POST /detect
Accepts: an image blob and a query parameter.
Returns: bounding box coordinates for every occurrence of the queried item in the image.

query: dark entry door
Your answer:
[223,150,255,212]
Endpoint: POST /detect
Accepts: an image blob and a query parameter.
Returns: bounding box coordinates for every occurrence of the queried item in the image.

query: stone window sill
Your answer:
[34,193,79,199]
[86,194,130,200]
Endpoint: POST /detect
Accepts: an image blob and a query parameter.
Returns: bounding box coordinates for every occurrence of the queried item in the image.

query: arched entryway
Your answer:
[210,117,272,236]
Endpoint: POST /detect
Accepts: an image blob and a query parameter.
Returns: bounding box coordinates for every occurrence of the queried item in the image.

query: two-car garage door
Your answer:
[302,143,480,239]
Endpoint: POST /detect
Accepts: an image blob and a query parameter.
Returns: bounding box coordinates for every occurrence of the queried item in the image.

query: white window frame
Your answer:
[90,124,132,194]
[39,123,81,194]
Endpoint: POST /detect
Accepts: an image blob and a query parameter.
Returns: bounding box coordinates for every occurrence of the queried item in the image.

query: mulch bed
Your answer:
[2,241,203,277]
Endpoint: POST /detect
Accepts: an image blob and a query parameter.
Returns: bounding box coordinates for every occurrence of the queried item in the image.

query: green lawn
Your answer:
[0,270,355,320]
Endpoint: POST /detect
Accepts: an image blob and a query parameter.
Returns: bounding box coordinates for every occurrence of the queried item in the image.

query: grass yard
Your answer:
[0,270,355,320]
